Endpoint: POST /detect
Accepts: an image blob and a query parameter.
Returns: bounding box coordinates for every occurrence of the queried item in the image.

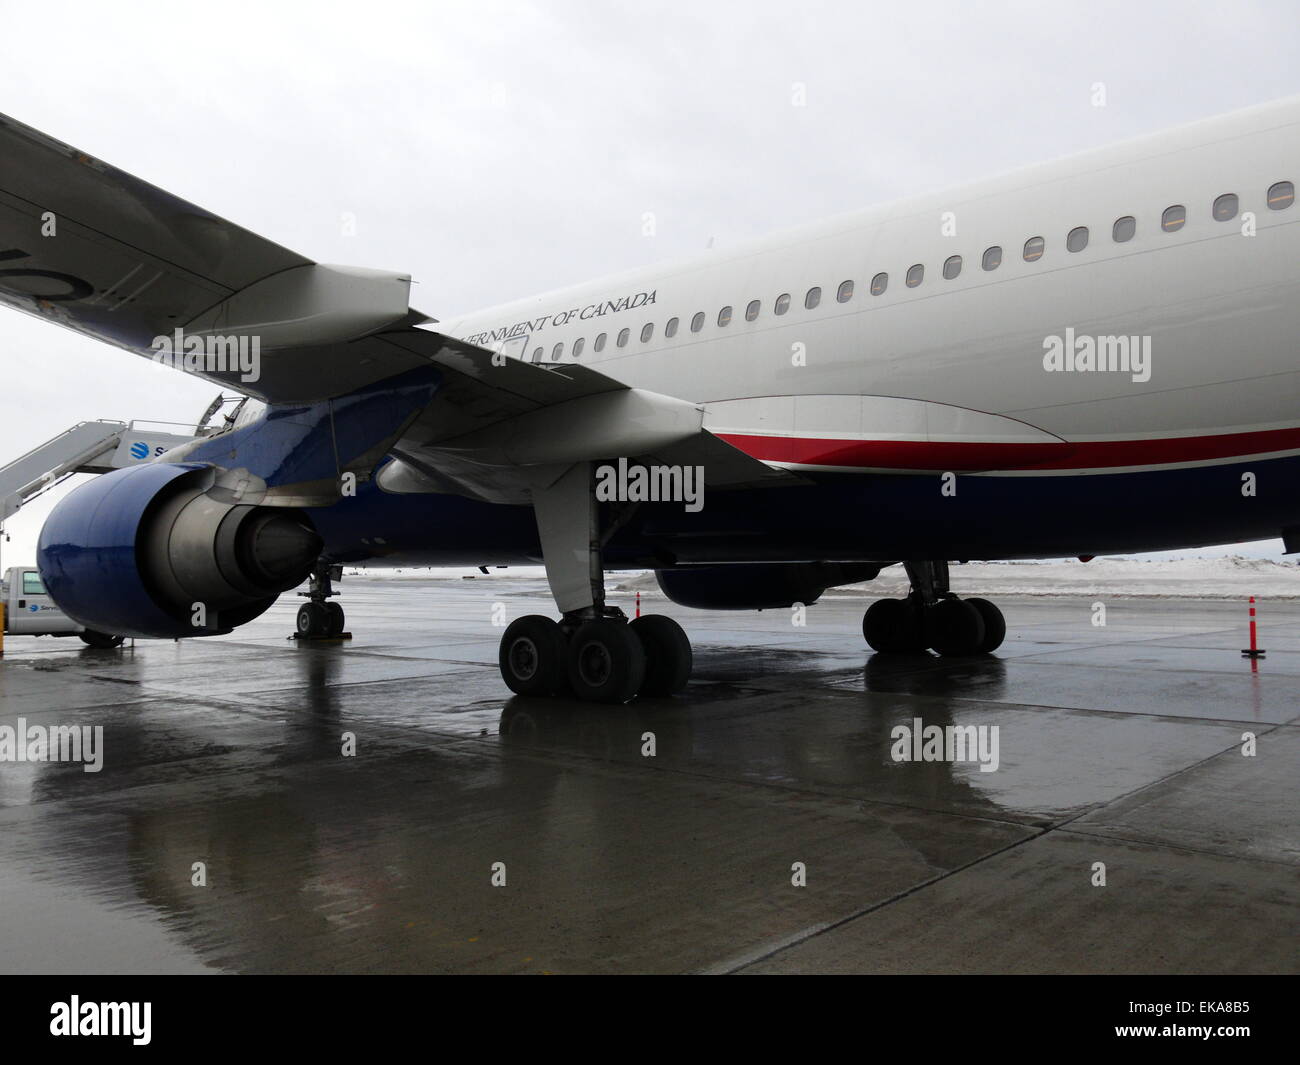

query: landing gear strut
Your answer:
[862,561,1005,656]
[496,462,692,703]
[295,562,348,639]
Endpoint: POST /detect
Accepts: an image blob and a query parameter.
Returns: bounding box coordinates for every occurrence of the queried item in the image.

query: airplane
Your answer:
[1,96,1297,703]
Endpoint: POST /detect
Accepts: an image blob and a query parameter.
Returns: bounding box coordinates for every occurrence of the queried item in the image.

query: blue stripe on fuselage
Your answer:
[305,454,1300,567]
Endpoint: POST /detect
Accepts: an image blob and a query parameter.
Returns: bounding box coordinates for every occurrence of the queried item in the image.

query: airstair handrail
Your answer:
[2,420,125,473]
[0,420,128,523]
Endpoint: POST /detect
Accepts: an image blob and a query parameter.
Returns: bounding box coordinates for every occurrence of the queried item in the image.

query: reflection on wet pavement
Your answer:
[0,581,1295,973]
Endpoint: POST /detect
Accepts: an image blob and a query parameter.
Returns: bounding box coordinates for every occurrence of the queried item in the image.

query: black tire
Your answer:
[566,619,646,704]
[499,615,568,696]
[630,614,692,696]
[966,597,1006,653]
[324,602,346,637]
[297,602,328,637]
[925,598,986,656]
[79,630,124,649]
[862,598,925,653]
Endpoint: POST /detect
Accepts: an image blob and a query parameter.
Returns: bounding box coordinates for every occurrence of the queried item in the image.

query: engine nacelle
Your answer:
[37,463,322,638]
[654,562,881,610]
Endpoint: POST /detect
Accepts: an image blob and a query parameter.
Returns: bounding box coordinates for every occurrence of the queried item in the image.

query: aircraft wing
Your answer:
[0,112,794,496]
[0,110,439,402]
[378,328,799,501]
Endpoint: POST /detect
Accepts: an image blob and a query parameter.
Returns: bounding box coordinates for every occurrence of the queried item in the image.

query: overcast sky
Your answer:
[2,0,1298,564]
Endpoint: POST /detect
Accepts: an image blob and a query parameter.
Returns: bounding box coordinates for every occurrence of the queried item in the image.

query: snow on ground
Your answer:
[349,557,1300,599]
[817,557,1300,599]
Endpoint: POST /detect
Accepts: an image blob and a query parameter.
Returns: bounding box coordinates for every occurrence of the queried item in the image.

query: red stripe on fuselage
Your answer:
[714,425,1300,471]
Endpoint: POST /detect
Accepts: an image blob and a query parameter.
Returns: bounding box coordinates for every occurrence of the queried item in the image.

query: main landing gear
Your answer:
[862,561,1005,656]
[496,462,693,704]
[295,562,348,639]
[499,610,692,703]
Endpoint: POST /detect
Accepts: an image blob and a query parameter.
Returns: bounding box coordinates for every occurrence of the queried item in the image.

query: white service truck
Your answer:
[1,565,124,648]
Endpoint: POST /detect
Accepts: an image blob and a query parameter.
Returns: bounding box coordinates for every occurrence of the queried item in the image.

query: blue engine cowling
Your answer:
[37,463,322,638]
[654,562,883,610]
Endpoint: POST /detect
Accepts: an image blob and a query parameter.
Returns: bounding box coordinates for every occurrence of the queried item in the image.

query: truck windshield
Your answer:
[22,572,45,595]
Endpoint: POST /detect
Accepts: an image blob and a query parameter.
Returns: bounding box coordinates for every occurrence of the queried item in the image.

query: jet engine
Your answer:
[37,463,321,638]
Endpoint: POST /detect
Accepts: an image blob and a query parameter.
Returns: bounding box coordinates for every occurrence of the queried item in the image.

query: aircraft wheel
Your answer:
[499,615,568,696]
[925,599,986,656]
[863,598,925,652]
[966,598,1006,653]
[324,602,346,637]
[630,614,692,696]
[297,602,329,637]
[79,630,124,649]
[567,619,646,704]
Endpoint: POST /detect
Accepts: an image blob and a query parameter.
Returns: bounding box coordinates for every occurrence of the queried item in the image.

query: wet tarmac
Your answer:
[0,578,1296,974]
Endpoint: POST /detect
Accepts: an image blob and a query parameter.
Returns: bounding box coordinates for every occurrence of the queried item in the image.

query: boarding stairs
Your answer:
[0,420,195,524]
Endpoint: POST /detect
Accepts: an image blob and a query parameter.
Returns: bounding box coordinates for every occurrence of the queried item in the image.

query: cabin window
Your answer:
[745,299,761,321]
[531,347,543,362]
[805,286,821,309]
[905,264,924,287]
[774,293,791,315]
[573,337,585,358]
[552,343,564,359]
[1112,216,1136,242]
[1066,226,1089,252]
[595,332,607,352]
[691,312,705,333]
[1212,193,1238,221]
[717,305,732,326]
[1161,205,1186,232]
[641,322,654,343]
[617,327,630,347]
[1267,180,1294,210]
[836,280,854,303]
[1023,236,1045,261]
[942,255,962,279]
[665,317,679,338]
[870,272,888,294]
[981,246,1002,271]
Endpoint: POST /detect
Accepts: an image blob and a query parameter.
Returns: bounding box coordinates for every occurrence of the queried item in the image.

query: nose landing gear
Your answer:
[294,562,349,640]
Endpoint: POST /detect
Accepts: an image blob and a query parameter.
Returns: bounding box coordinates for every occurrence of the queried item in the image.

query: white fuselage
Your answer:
[438,96,1300,477]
